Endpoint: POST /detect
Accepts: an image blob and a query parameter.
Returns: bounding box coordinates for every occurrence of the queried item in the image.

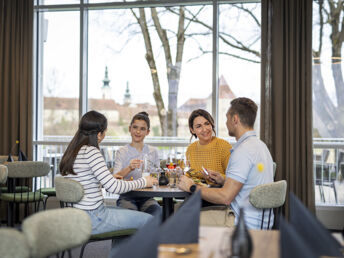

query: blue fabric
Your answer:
[86,204,152,235]
[226,131,274,229]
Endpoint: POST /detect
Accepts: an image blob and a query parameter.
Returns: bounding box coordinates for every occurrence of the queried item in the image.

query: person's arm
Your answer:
[86,146,153,194]
[113,148,141,178]
[178,175,243,205]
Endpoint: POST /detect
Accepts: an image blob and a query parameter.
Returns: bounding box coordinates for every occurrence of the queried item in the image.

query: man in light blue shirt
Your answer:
[178,97,274,229]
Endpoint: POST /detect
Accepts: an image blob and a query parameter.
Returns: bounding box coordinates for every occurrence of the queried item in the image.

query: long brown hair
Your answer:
[59,110,107,175]
[188,109,216,141]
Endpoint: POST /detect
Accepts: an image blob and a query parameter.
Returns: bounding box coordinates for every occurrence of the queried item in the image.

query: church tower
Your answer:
[101,66,111,99]
[123,81,131,105]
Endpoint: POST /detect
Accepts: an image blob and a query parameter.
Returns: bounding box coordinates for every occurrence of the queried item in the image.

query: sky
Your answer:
[41,3,262,108]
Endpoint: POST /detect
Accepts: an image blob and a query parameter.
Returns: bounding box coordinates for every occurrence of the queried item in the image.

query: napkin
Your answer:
[280,216,317,258]
[289,192,342,257]
[109,214,161,258]
[159,191,201,244]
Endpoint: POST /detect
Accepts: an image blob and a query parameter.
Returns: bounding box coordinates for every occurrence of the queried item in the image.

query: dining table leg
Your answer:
[162,197,174,221]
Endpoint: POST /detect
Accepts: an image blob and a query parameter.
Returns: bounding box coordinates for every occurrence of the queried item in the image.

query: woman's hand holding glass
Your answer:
[144,175,158,187]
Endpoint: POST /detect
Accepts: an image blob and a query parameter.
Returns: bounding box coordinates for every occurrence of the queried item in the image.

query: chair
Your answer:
[0,161,50,226]
[0,165,8,184]
[0,155,18,164]
[22,208,91,258]
[249,180,287,229]
[0,228,30,258]
[55,177,136,258]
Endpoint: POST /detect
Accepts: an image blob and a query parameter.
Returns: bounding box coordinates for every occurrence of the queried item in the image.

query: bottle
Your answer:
[231,208,253,258]
[159,172,169,186]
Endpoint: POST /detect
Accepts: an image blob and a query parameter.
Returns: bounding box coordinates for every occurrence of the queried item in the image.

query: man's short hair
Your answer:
[228,97,258,128]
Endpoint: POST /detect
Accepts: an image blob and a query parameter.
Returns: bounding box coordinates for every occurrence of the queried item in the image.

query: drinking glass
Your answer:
[150,167,160,188]
[181,154,191,174]
[168,169,177,188]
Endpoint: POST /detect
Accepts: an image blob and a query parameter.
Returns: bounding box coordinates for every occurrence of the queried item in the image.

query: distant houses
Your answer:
[43,69,238,137]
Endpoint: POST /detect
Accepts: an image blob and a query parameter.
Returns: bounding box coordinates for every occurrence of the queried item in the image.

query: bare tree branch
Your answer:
[232,3,261,27]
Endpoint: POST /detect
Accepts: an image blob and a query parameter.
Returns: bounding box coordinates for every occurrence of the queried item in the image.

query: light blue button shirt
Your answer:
[226,131,274,229]
[113,144,159,180]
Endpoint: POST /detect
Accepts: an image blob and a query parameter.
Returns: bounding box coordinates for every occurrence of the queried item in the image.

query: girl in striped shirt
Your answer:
[59,110,157,234]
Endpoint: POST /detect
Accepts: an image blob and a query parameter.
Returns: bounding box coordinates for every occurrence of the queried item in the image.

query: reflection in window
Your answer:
[312,0,344,205]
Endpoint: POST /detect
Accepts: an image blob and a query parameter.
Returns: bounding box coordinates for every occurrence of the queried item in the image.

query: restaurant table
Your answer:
[159,226,280,258]
[121,185,190,221]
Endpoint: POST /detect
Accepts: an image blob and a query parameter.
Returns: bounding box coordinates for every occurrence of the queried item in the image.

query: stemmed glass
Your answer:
[180,154,191,174]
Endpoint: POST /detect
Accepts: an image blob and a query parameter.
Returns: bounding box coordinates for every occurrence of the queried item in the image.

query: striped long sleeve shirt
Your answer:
[65,145,147,210]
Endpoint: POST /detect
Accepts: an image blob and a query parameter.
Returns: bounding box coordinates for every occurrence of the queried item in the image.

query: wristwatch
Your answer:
[189,184,197,193]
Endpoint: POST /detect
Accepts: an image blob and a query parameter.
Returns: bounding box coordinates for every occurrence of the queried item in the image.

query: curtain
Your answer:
[261,0,315,214]
[0,0,33,160]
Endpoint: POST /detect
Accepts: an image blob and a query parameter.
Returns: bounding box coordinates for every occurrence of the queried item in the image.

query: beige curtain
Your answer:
[0,0,33,159]
[261,0,315,214]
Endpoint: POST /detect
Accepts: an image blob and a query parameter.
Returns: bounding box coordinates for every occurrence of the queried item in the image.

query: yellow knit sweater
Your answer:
[186,137,232,178]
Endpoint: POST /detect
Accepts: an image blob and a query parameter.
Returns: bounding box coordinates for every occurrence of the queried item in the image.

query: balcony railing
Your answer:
[32,137,344,206]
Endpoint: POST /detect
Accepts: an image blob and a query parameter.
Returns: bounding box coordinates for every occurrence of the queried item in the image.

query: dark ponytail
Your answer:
[59,110,107,175]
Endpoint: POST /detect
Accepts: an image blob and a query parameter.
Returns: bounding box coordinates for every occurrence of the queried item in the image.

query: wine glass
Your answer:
[181,154,191,174]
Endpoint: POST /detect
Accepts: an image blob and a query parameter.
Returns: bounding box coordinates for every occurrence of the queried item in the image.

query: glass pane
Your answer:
[218,3,261,139]
[312,0,344,205]
[38,0,79,4]
[39,11,80,138]
[88,6,212,138]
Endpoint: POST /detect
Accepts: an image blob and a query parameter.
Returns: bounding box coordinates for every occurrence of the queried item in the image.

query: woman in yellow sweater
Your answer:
[186,109,232,181]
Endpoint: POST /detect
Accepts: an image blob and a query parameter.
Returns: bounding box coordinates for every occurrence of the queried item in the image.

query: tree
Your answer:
[127,4,260,136]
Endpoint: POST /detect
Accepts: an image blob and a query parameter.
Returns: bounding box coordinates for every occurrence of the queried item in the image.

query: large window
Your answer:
[34,1,261,141]
[36,11,80,138]
[312,0,344,206]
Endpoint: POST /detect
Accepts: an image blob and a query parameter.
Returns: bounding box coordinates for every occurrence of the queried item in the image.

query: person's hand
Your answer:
[144,175,158,187]
[129,159,142,171]
[202,169,225,185]
[178,175,195,192]
[114,174,123,180]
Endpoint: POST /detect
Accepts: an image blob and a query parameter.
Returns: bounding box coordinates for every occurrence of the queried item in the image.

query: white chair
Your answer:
[249,180,287,229]
[22,208,91,258]
[0,228,29,258]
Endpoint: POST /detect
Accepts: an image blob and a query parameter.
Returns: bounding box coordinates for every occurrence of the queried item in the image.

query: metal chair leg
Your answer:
[79,242,89,258]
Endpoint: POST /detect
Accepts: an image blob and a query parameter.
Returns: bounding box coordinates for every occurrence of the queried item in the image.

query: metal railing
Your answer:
[32,137,344,206]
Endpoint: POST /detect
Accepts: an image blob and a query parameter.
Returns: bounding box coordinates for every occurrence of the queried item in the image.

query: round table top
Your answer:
[121,185,190,198]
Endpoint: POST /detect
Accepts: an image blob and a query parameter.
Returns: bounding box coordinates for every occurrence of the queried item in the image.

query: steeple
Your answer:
[101,66,111,99]
[123,81,131,105]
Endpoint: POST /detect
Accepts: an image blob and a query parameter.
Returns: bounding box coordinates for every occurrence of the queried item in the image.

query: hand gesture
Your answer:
[129,159,142,171]
[144,175,158,187]
[201,169,225,185]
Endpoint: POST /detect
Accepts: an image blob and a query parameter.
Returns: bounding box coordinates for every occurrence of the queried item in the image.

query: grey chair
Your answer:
[0,228,30,258]
[55,177,136,258]
[0,165,8,184]
[0,161,50,226]
[22,208,91,258]
[249,180,287,229]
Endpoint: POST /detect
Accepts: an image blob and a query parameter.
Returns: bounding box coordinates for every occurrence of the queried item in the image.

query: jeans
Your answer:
[117,197,162,216]
[86,204,152,235]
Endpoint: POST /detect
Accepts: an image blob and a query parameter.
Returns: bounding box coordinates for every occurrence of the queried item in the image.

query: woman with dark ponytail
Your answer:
[59,110,156,234]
